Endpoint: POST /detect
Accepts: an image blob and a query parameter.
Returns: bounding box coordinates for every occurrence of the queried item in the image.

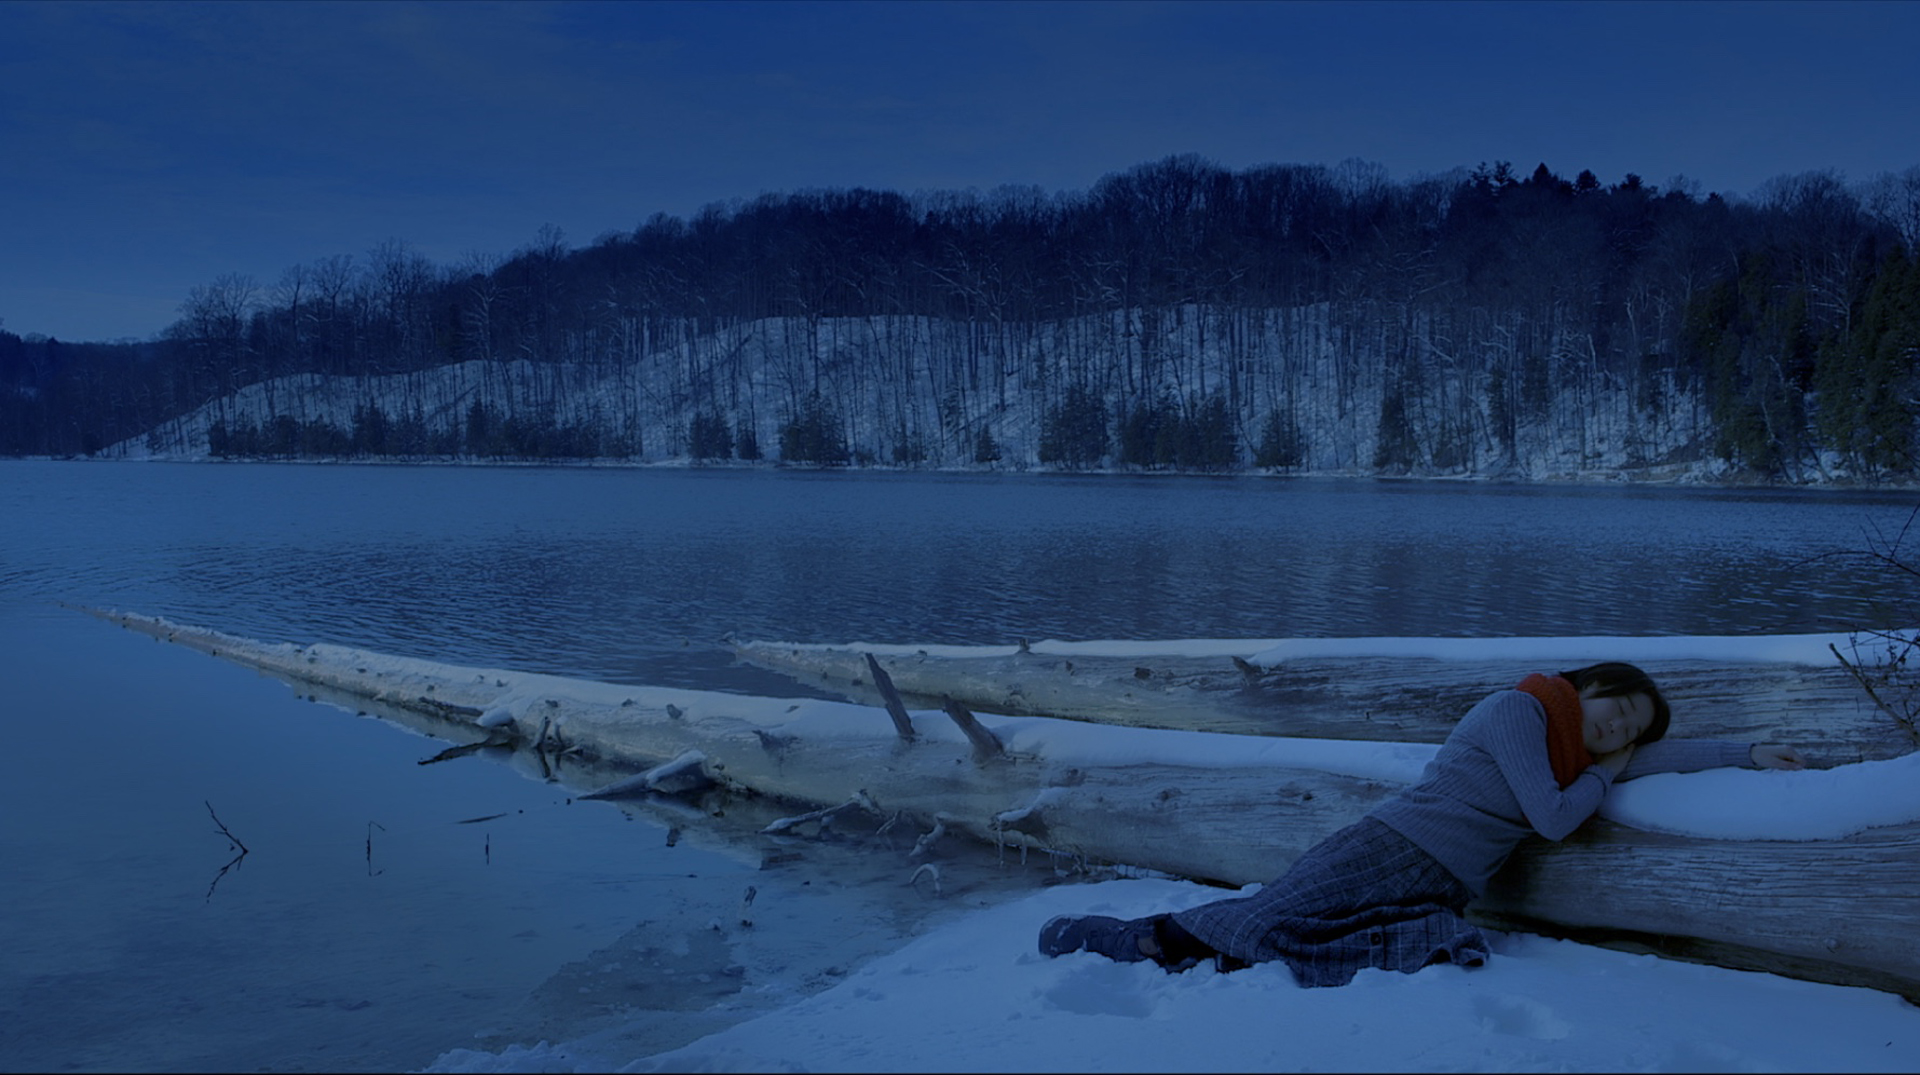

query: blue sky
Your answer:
[4,0,1917,343]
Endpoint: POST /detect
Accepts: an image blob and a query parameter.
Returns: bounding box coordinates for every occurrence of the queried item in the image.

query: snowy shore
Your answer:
[105,615,1920,1072]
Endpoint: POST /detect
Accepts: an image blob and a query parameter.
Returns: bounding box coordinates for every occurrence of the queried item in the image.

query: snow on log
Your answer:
[579,749,713,799]
[95,609,1920,999]
[732,637,1919,761]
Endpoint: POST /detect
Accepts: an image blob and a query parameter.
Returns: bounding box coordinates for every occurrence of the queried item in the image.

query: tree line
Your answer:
[3,155,1918,478]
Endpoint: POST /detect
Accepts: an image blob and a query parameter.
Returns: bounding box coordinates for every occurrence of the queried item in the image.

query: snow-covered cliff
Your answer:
[119,303,1757,482]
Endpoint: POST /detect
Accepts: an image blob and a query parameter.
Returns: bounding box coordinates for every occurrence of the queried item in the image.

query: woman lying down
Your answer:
[1038,662,1806,986]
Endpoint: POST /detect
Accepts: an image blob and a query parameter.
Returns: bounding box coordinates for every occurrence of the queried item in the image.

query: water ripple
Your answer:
[5,462,1915,690]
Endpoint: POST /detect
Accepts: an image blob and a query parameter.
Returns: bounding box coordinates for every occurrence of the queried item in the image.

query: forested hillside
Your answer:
[5,156,1918,480]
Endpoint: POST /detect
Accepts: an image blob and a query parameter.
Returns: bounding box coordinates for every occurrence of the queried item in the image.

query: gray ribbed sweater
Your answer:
[1369,689,1754,895]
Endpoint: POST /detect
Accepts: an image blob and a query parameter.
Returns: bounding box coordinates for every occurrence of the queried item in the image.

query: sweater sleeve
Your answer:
[1619,737,1754,780]
[1477,691,1610,841]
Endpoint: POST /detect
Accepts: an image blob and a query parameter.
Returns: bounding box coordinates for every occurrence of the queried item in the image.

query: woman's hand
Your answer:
[1594,742,1636,778]
[1750,744,1807,770]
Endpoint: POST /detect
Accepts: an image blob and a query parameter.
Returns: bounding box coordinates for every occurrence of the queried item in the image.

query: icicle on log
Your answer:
[731,639,1917,762]
[95,609,1920,1000]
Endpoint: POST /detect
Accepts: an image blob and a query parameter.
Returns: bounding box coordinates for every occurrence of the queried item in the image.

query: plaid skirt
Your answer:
[1171,816,1489,988]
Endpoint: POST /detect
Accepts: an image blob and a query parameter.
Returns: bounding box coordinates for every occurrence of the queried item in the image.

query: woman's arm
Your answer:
[1619,737,1798,780]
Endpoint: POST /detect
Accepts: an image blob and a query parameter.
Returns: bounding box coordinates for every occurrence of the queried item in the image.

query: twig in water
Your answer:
[205,800,249,855]
[366,821,385,877]
[418,741,490,766]
[908,862,943,897]
[203,800,249,901]
[761,791,881,838]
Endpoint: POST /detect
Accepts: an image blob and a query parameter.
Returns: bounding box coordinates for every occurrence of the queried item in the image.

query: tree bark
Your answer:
[734,641,1916,762]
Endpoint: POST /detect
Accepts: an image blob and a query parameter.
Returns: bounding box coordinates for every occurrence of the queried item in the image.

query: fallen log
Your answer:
[95,609,1920,1000]
[732,637,1919,762]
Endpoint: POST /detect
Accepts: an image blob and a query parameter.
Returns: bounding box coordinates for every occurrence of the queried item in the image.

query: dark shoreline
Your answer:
[16,452,1920,493]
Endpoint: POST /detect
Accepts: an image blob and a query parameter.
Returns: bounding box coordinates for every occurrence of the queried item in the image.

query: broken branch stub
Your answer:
[579,748,713,800]
[761,793,879,837]
[866,653,917,741]
[941,696,1005,760]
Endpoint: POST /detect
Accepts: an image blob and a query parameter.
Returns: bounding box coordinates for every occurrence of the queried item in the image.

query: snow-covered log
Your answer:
[97,610,1920,999]
[732,636,1919,762]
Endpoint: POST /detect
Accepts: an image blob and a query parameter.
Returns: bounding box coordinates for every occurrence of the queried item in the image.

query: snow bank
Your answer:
[428,878,1920,1074]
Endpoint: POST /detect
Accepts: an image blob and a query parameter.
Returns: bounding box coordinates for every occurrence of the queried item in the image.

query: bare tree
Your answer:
[1827,505,1920,747]
[178,273,259,422]
[1862,165,1920,252]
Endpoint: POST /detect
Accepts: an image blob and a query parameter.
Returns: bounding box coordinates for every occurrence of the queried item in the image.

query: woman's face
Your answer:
[1580,688,1653,755]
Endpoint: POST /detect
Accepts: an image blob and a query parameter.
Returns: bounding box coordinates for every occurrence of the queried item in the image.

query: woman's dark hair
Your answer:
[1559,661,1671,744]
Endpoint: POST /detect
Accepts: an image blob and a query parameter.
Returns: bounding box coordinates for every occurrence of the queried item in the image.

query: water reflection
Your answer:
[5,462,1916,691]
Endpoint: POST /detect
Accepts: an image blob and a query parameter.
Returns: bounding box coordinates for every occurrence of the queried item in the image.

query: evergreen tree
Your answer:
[1253,408,1305,469]
[778,392,850,464]
[465,400,495,457]
[1486,367,1516,458]
[1182,392,1237,470]
[1152,398,1184,467]
[1037,386,1108,467]
[972,425,1002,464]
[689,410,733,460]
[268,414,301,457]
[890,424,928,464]
[1118,398,1165,467]
[351,403,390,456]
[1846,250,1920,472]
[1373,389,1419,471]
[392,406,429,456]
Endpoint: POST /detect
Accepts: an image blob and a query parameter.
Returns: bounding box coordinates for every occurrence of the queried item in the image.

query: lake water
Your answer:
[3,461,1916,1071]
